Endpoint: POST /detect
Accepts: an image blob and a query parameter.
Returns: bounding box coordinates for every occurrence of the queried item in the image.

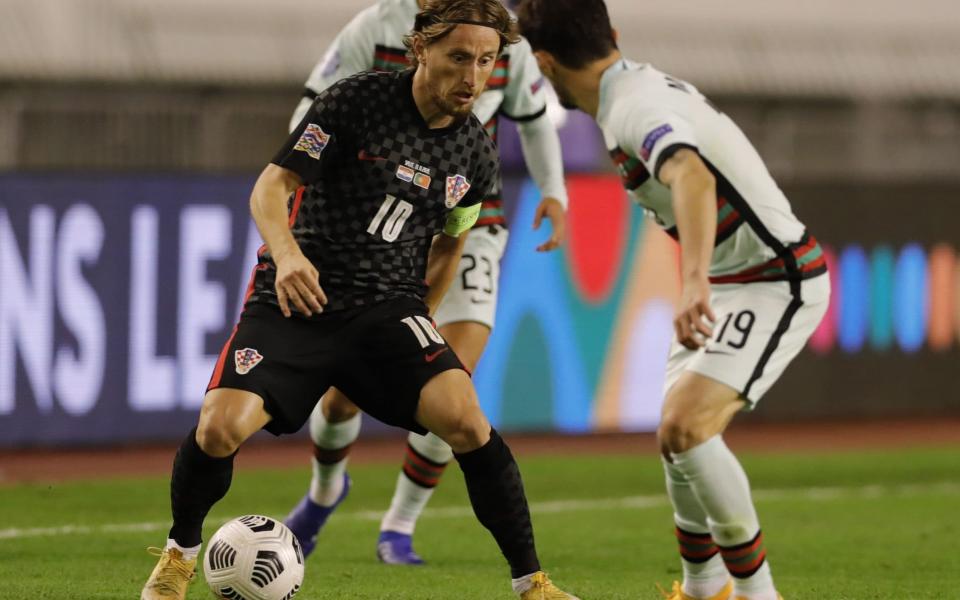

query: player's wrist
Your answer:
[271,242,303,264]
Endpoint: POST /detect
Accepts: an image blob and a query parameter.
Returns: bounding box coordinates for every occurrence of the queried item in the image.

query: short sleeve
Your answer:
[499,37,549,122]
[620,107,699,181]
[272,88,348,184]
[461,137,500,208]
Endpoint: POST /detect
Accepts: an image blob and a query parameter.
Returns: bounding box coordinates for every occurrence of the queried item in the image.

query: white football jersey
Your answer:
[598,59,825,284]
[293,0,549,228]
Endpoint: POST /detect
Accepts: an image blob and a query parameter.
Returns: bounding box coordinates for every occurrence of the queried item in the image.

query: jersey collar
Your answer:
[597,58,633,125]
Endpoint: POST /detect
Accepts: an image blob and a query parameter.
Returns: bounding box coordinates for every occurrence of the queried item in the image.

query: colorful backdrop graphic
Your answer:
[808,243,957,355]
[1,174,957,445]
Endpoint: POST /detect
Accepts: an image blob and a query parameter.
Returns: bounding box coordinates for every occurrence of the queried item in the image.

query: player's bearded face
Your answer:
[422,25,500,118]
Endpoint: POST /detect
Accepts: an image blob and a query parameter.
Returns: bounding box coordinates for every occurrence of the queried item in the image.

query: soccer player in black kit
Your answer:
[139,1,580,599]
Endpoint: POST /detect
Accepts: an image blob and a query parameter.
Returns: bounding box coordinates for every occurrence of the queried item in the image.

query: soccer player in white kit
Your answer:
[518,2,829,599]
[283,0,569,565]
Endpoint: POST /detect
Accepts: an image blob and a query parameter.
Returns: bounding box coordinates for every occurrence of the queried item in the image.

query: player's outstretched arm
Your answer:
[659,148,717,349]
[424,231,469,316]
[516,114,568,252]
[250,164,328,317]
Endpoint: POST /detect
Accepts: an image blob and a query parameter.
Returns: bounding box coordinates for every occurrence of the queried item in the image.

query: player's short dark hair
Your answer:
[404,0,520,67]
[516,0,617,69]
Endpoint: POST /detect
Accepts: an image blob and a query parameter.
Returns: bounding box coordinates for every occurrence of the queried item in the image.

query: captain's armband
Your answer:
[442,203,481,237]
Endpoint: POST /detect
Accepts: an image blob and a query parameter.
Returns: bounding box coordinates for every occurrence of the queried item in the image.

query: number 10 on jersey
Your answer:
[368,194,413,242]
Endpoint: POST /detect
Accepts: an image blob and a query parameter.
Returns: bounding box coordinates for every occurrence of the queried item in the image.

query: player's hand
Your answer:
[532,197,566,252]
[273,249,327,318]
[675,277,715,349]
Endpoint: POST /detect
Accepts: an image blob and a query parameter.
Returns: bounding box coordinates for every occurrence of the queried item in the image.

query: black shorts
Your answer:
[207,297,465,436]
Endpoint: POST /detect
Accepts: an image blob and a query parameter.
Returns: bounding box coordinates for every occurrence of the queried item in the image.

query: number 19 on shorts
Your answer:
[368,194,413,242]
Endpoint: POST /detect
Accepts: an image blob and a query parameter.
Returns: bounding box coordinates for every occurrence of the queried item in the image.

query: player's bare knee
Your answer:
[440,403,490,453]
[195,420,243,457]
[657,411,702,454]
[323,393,359,423]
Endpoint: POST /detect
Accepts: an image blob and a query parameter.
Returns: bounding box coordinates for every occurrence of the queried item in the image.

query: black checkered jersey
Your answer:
[250,69,500,314]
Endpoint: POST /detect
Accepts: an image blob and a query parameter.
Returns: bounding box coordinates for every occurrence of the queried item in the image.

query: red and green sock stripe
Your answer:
[402,443,448,489]
[719,530,767,579]
[675,526,720,564]
[313,443,352,465]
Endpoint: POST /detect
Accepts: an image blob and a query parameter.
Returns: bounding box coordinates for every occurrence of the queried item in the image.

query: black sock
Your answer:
[455,429,540,578]
[168,427,235,548]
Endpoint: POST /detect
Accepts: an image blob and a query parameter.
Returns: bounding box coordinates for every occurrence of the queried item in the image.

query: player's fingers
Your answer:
[693,310,714,339]
[701,301,717,324]
[532,205,545,230]
[675,315,694,349]
[276,287,292,318]
[551,218,567,246]
[315,283,328,306]
[292,278,321,314]
[686,310,708,349]
[537,236,560,252]
[301,271,327,307]
[285,283,312,316]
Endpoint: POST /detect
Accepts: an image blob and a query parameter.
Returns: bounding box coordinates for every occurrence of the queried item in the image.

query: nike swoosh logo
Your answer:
[703,348,734,356]
[424,347,449,363]
[357,150,385,162]
[470,298,492,304]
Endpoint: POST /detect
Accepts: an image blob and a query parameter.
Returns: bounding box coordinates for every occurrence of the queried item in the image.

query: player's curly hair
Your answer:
[403,0,520,67]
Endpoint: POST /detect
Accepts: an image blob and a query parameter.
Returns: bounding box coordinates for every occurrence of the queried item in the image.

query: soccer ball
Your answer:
[203,515,305,600]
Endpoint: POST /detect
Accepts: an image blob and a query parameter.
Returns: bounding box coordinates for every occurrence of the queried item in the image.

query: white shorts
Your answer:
[433,225,509,329]
[664,274,831,406]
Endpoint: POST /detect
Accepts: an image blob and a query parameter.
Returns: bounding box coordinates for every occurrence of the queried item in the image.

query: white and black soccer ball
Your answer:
[203,515,304,600]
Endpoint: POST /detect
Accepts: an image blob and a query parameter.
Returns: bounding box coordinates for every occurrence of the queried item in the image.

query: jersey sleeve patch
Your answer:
[640,124,674,161]
[445,174,471,208]
[530,76,545,95]
[320,49,341,78]
[293,124,331,160]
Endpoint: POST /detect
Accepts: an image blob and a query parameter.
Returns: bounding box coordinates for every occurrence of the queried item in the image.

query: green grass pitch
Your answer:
[2,446,958,599]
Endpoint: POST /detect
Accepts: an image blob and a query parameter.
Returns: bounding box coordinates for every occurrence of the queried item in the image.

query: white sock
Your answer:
[663,457,730,598]
[380,431,452,535]
[307,406,361,507]
[672,436,777,600]
[165,538,201,561]
[511,572,538,595]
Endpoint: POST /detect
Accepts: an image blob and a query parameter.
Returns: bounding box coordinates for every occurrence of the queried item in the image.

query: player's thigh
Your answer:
[438,321,490,372]
[685,278,827,407]
[659,372,745,453]
[433,225,508,331]
[319,387,360,422]
[334,298,468,435]
[415,368,490,453]
[209,303,337,437]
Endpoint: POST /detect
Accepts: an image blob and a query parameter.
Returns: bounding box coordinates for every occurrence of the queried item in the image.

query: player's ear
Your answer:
[612,28,619,44]
[412,35,428,66]
[532,50,555,78]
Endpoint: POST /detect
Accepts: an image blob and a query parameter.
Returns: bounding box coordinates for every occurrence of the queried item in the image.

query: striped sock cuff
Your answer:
[402,442,449,489]
[313,443,352,465]
[675,526,720,564]
[719,530,767,579]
